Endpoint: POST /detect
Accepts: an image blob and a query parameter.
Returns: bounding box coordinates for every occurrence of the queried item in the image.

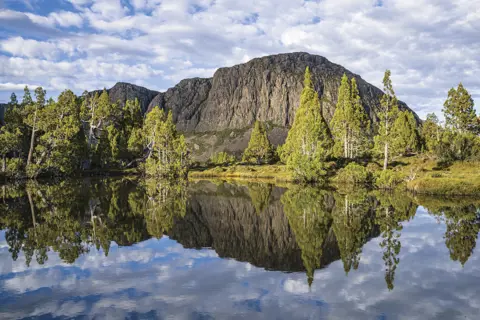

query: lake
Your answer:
[0,178,479,319]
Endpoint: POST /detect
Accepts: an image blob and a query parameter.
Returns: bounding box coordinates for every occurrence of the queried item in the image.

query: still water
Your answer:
[0,178,479,319]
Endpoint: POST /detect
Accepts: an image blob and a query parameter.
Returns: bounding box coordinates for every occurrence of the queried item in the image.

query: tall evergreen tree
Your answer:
[443,83,477,133]
[144,107,188,178]
[421,113,442,153]
[374,70,399,170]
[242,121,273,164]
[26,87,46,166]
[331,75,371,159]
[280,67,333,182]
[391,110,420,155]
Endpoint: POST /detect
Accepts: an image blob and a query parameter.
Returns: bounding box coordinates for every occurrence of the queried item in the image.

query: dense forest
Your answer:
[0,69,479,185]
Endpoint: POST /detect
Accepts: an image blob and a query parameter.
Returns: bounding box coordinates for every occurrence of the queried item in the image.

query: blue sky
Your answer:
[0,0,479,119]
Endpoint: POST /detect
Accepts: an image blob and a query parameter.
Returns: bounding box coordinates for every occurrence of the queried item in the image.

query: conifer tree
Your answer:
[421,113,442,153]
[374,70,399,170]
[242,121,273,164]
[0,127,21,173]
[22,86,33,106]
[280,67,333,182]
[331,74,351,158]
[391,110,420,155]
[144,107,188,178]
[26,87,46,166]
[331,75,371,159]
[443,83,477,133]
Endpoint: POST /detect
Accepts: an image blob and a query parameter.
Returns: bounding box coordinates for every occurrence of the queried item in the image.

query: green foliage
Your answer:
[374,169,404,190]
[421,113,442,153]
[443,83,478,133]
[335,162,370,186]
[280,67,333,182]
[331,74,371,158]
[375,70,400,170]
[6,158,24,178]
[210,151,236,165]
[247,182,272,214]
[435,130,480,164]
[391,110,420,155]
[242,121,274,164]
[144,107,189,178]
[282,186,333,286]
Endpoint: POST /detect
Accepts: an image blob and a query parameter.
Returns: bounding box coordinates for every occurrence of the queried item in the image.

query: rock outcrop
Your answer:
[93,82,159,113]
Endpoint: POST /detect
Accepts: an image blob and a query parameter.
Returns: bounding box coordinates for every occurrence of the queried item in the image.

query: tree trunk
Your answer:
[344,133,348,158]
[383,142,389,170]
[27,106,38,166]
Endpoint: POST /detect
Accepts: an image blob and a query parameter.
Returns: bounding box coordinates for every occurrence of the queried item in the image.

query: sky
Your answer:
[0,0,479,119]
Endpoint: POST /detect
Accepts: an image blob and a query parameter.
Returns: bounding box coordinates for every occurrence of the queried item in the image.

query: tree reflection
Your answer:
[332,190,375,275]
[374,192,416,291]
[247,182,272,215]
[419,197,480,266]
[281,186,333,287]
[144,179,187,238]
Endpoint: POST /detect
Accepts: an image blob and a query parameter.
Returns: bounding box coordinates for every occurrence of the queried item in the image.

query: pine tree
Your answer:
[421,113,442,153]
[0,127,22,173]
[391,110,420,155]
[280,67,333,182]
[331,75,371,159]
[22,86,33,106]
[144,107,188,178]
[331,74,351,158]
[26,87,46,166]
[443,83,477,133]
[374,70,399,170]
[242,121,273,164]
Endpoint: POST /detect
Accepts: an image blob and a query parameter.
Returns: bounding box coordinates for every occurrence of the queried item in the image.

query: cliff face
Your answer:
[96,52,420,160]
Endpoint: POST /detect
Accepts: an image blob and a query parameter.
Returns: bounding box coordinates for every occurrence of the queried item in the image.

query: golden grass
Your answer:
[188,164,293,182]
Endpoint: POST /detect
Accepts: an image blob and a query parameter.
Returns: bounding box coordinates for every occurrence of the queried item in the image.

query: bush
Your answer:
[374,169,405,190]
[336,162,371,186]
[210,152,236,166]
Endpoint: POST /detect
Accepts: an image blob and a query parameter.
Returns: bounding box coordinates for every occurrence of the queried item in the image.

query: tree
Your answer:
[22,86,33,106]
[0,127,22,173]
[33,90,84,175]
[25,87,46,167]
[331,75,371,159]
[144,107,189,178]
[375,70,400,170]
[443,83,477,133]
[421,113,442,153]
[242,121,274,164]
[280,67,333,182]
[391,110,420,155]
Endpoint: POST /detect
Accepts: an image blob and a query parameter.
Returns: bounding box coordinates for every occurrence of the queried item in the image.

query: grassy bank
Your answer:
[188,164,293,182]
[189,156,480,195]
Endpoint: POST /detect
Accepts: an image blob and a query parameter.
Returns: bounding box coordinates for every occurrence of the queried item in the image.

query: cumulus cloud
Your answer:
[0,0,478,119]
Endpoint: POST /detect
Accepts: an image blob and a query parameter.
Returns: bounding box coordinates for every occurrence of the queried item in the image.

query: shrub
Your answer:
[374,169,405,190]
[335,162,371,186]
[210,152,236,166]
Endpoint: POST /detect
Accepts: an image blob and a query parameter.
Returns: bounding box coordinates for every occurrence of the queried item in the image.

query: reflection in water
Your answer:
[1,178,480,316]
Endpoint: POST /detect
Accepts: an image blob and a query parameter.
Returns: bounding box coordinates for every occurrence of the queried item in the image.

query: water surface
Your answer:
[0,178,479,319]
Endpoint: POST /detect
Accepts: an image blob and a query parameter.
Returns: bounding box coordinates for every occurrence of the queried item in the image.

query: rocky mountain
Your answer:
[92,82,159,113]
[94,52,420,160]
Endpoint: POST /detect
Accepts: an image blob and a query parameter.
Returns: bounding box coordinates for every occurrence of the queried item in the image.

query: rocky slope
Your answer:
[97,52,420,160]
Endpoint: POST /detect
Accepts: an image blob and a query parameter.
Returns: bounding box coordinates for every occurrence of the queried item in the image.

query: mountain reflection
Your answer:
[1,179,479,291]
